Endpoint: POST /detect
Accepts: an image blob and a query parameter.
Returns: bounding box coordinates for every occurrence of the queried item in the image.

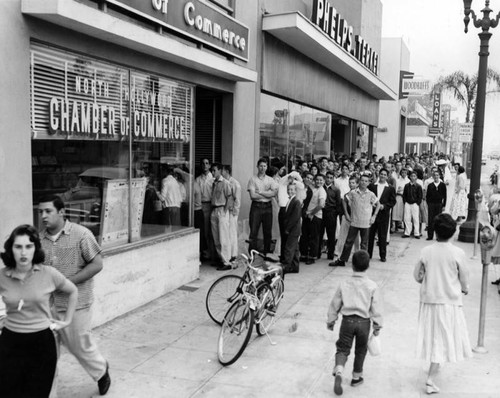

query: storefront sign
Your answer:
[431,91,442,130]
[107,0,249,61]
[402,78,431,96]
[31,45,193,143]
[311,0,379,75]
[458,123,473,143]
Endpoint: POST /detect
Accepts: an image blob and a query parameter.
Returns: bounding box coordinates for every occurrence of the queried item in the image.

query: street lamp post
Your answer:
[458,0,500,242]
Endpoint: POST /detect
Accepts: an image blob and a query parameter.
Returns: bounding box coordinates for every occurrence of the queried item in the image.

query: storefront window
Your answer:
[259,93,331,169]
[30,44,193,248]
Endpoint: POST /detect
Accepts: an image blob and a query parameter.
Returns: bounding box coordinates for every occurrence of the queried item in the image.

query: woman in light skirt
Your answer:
[392,168,409,231]
[414,213,472,394]
[449,166,468,221]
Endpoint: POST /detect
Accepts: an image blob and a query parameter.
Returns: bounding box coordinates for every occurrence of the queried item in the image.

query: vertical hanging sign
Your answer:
[429,90,442,135]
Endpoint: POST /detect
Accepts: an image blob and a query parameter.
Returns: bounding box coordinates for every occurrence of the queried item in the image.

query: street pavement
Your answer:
[55,229,500,398]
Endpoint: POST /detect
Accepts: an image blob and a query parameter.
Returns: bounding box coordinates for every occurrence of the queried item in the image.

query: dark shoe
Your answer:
[299,256,308,262]
[380,258,386,262]
[491,279,500,285]
[229,256,237,262]
[98,362,111,395]
[334,374,343,395]
[402,235,410,238]
[350,377,364,387]
[305,258,315,265]
[426,237,433,241]
[217,264,232,271]
[415,235,421,239]
[329,259,345,267]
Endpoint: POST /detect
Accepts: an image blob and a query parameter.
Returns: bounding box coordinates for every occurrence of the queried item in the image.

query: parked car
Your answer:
[490,151,500,160]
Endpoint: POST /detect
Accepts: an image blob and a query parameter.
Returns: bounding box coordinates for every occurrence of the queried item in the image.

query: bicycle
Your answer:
[205,251,281,325]
[216,250,284,366]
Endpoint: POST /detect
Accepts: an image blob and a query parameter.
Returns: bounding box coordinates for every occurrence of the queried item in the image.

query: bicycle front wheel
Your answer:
[217,301,254,366]
[206,275,245,325]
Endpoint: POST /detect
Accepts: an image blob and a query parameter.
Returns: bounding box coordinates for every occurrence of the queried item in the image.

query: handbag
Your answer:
[367,333,381,356]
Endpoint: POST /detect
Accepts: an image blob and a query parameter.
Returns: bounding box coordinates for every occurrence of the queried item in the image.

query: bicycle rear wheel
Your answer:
[218,301,254,366]
[206,275,245,325]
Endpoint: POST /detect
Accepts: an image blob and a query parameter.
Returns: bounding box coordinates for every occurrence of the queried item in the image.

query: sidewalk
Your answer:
[56,233,500,398]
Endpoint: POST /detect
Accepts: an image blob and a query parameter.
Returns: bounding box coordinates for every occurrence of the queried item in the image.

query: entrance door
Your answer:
[195,87,222,172]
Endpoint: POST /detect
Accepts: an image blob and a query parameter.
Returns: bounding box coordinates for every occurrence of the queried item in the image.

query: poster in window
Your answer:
[99,178,147,247]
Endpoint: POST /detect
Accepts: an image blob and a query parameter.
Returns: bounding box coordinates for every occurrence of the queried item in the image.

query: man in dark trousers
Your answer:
[281,184,302,273]
[368,168,396,262]
[426,169,447,240]
[299,171,314,262]
[321,171,342,260]
[402,170,423,238]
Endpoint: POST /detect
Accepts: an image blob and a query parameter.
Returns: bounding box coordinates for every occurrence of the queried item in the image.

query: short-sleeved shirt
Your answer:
[307,186,327,219]
[227,176,242,214]
[0,265,66,333]
[211,176,232,207]
[41,221,101,310]
[345,188,378,228]
[195,172,214,202]
[247,174,277,203]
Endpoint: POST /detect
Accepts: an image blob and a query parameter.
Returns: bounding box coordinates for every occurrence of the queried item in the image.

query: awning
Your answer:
[405,136,434,144]
[262,12,397,101]
[22,0,257,83]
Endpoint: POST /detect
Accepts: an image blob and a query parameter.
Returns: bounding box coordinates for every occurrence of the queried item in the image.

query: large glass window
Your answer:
[30,44,193,248]
[259,93,331,168]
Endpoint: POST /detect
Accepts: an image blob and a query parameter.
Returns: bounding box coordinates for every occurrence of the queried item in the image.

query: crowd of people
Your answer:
[0,151,479,397]
[241,151,467,271]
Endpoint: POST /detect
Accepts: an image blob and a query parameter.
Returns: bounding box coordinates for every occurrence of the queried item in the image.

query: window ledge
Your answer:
[102,228,198,257]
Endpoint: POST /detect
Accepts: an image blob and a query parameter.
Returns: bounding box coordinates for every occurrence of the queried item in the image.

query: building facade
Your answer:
[0,0,395,325]
[376,37,410,157]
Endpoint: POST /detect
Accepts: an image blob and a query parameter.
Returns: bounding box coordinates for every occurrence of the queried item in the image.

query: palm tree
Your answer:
[436,68,500,122]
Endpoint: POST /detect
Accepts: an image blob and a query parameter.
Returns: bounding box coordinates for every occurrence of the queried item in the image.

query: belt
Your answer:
[202,201,211,204]
[252,201,271,206]
[212,205,225,209]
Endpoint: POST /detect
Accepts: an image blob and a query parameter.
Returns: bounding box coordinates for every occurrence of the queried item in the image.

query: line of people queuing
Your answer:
[242,151,468,274]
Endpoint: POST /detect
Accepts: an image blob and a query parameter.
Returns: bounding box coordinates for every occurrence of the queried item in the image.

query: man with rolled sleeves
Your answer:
[195,158,214,260]
[247,158,278,255]
[222,164,241,262]
[210,163,233,270]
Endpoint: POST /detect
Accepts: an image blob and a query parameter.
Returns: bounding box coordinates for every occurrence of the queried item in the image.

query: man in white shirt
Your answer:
[160,166,182,226]
[247,158,278,254]
[368,169,396,261]
[195,158,214,260]
[222,164,241,262]
[304,174,326,264]
[335,164,351,199]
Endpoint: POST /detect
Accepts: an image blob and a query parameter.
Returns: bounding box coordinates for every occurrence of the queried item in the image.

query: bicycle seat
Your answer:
[262,262,283,275]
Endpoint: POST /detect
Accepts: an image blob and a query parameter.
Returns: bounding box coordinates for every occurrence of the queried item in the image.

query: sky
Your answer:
[381,0,500,148]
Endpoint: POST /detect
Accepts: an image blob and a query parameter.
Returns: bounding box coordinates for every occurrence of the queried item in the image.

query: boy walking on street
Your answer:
[326,250,383,396]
